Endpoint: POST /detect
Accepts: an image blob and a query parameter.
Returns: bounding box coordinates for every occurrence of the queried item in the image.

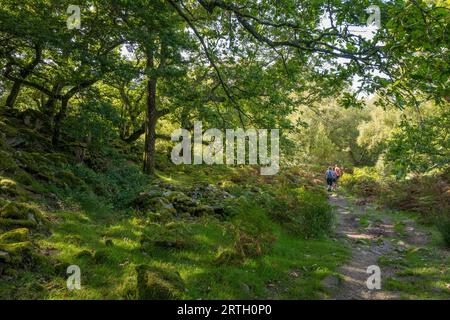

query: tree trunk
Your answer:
[143,53,158,175]
[43,83,63,120]
[5,80,22,108]
[52,98,69,147]
[4,44,42,109]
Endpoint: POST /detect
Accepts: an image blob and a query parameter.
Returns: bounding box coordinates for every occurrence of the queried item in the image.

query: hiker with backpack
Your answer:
[333,164,342,190]
[325,167,335,192]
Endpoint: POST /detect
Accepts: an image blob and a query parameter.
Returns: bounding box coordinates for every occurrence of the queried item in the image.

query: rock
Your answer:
[0,217,36,229]
[322,275,341,290]
[136,265,185,300]
[0,250,11,263]
[64,235,83,245]
[0,178,20,196]
[141,222,193,251]
[76,249,94,259]
[0,228,29,243]
[0,241,34,264]
[0,201,46,230]
[189,205,214,217]
[5,136,26,148]
[213,248,242,266]
[240,282,250,293]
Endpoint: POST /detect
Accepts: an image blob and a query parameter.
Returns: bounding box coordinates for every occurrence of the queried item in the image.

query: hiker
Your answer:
[333,164,342,190]
[325,167,335,192]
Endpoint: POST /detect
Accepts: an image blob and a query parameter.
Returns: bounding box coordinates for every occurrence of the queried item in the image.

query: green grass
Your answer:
[0,206,348,299]
[381,245,450,299]
[0,163,349,300]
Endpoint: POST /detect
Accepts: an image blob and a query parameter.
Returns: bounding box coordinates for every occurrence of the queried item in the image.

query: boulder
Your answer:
[213,248,242,266]
[141,222,193,251]
[0,178,19,196]
[0,241,34,264]
[136,265,185,300]
[0,228,29,243]
[0,201,46,230]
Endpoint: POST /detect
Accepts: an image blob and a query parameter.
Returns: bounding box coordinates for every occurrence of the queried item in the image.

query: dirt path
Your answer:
[323,193,429,300]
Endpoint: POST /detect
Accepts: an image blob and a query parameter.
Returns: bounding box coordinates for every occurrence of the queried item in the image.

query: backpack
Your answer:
[326,169,334,179]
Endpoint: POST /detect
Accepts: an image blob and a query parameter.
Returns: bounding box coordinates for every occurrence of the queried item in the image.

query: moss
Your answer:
[0,201,46,229]
[53,261,72,277]
[167,191,198,214]
[0,218,37,228]
[17,128,52,150]
[189,204,214,217]
[212,247,243,266]
[140,222,194,251]
[0,228,29,243]
[0,119,20,138]
[63,235,83,245]
[0,241,33,264]
[93,249,109,264]
[14,171,35,185]
[0,250,11,263]
[0,150,18,173]
[75,249,94,259]
[44,153,70,165]
[0,178,20,196]
[136,265,185,300]
[55,170,85,187]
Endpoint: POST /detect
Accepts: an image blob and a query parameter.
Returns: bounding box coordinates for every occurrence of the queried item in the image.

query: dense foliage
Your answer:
[0,0,449,300]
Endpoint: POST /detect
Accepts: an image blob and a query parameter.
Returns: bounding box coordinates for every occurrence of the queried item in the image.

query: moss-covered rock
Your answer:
[75,249,94,259]
[166,191,198,214]
[0,241,34,264]
[0,218,37,228]
[0,201,46,230]
[189,204,215,217]
[0,150,18,173]
[19,109,51,133]
[136,265,185,300]
[140,222,194,251]
[212,248,243,266]
[0,250,11,263]
[0,227,29,243]
[63,235,83,246]
[17,128,52,151]
[0,178,20,196]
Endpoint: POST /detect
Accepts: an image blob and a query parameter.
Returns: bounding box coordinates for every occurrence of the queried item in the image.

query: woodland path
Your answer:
[323,193,429,300]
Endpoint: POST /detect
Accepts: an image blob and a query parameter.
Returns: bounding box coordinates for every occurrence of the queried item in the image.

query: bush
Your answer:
[260,187,333,239]
[293,188,334,239]
[229,197,276,254]
[69,154,150,208]
[381,174,449,218]
[340,167,381,197]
